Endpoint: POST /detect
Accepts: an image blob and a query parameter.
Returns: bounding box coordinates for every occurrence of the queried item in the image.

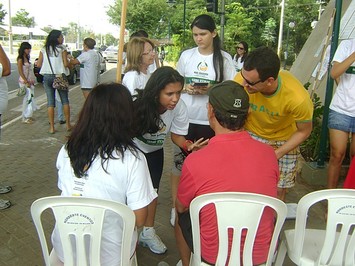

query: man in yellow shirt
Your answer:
[234,46,313,206]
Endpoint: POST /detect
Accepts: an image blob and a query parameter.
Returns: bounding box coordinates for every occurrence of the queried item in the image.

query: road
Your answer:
[2,57,117,127]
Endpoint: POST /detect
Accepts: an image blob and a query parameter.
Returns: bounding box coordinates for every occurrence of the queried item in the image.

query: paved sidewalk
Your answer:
[0,68,325,266]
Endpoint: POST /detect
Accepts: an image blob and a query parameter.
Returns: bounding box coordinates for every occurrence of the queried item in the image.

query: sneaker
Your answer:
[170,208,176,227]
[0,185,12,194]
[286,203,298,219]
[59,120,66,124]
[0,199,11,210]
[139,227,167,254]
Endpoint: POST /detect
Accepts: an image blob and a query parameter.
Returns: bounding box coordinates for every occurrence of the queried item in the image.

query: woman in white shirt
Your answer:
[37,30,72,134]
[52,83,157,265]
[133,66,206,255]
[122,37,156,95]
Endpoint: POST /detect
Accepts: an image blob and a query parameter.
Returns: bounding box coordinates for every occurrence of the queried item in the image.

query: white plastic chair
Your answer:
[275,189,355,266]
[30,196,137,266]
[189,192,287,266]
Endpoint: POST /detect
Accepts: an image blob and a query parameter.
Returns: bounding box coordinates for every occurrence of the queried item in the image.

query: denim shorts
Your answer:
[328,109,355,133]
[43,74,69,107]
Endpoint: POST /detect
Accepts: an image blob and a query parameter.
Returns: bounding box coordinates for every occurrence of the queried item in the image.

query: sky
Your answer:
[1,0,120,35]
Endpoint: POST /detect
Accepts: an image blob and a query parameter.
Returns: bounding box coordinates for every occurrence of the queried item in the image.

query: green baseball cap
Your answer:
[208,80,249,118]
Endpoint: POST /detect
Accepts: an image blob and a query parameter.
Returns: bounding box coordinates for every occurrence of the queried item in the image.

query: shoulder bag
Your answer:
[47,51,69,91]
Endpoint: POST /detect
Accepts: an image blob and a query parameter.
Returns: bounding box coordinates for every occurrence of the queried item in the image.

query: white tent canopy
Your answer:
[0,25,48,37]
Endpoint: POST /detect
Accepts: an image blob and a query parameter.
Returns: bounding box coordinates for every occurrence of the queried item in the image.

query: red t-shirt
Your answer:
[177,131,279,265]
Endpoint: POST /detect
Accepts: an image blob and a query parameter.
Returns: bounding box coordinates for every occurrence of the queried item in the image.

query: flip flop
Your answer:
[0,199,11,210]
[0,185,12,194]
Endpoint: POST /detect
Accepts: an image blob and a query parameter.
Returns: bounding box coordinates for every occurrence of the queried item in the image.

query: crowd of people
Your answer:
[1,11,354,266]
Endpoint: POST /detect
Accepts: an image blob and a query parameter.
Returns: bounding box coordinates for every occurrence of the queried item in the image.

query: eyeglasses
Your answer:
[237,47,245,50]
[142,50,155,56]
[240,70,264,86]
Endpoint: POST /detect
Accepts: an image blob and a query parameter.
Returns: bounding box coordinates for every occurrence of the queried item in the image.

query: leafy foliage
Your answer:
[107,0,329,62]
[300,82,326,162]
[12,9,35,27]
[0,3,7,24]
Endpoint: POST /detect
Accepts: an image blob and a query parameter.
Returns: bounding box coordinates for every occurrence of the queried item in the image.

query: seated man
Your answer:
[175,81,279,265]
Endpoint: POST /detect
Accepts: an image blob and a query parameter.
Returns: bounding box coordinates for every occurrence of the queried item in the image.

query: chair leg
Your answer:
[274,240,287,266]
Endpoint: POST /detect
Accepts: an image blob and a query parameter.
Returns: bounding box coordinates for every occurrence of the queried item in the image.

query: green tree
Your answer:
[12,9,35,27]
[0,3,7,25]
[261,17,276,47]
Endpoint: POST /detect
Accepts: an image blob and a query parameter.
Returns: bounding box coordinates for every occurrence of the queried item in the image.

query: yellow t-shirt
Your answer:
[235,70,313,140]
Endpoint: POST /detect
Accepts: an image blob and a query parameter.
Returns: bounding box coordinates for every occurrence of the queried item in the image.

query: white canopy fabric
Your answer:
[0,25,48,36]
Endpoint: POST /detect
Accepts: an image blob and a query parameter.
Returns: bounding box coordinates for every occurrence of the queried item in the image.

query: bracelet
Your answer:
[182,140,193,153]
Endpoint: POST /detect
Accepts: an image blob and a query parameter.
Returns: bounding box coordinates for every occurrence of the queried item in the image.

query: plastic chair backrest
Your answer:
[291,189,355,266]
[189,192,287,266]
[30,196,136,266]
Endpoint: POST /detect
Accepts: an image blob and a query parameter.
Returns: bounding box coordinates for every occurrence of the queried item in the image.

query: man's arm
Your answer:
[0,44,11,77]
[274,121,312,160]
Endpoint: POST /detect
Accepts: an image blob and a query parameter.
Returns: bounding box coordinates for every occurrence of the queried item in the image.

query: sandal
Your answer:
[0,199,11,210]
[0,185,12,194]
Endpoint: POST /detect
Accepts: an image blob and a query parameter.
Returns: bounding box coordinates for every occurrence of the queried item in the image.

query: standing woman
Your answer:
[133,66,206,254]
[17,42,37,124]
[233,41,248,72]
[122,37,156,95]
[170,14,236,226]
[37,29,72,134]
[327,38,355,188]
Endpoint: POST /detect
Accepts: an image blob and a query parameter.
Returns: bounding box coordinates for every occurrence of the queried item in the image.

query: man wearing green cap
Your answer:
[234,46,313,208]
[175,80,279,266]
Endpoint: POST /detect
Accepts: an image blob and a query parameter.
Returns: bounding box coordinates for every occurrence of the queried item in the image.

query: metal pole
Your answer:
[183,0,186,48]
[8,0,13,55]
[220,0,225,44]
[277,0,285,57]
[316,0,342,168]
[283,27,290,69]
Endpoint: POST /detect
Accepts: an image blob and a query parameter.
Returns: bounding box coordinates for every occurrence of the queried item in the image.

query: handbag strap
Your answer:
[46,49,55,75]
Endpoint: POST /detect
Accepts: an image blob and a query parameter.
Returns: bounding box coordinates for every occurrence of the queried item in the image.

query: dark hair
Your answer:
[213,109,247,131]
[17,42,31,64]
[243,46,280,81]
[45,29,62,57]
[130,30,149,38]
[191,14,224,83]
[84,37,96,49]
[235,41,249,63]
[66,83,138,178]
[133,66,184,135]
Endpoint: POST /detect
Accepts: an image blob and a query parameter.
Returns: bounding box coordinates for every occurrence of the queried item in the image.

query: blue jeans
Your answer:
[328,109,355,133]
[43,74,69,107]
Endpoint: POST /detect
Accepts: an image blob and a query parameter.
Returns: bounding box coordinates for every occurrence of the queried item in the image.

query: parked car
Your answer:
[102,46,118,62]
[33,50,106,85]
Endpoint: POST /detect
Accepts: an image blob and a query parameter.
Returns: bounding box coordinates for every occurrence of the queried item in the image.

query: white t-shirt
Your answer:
[52,146,157,266]
[232,55,244,72]
[330,39,355,117]
[39,45,69,75]
[177,47,236,125]
[122,70,151,95]
[0,63,8,114]
[134,99,189,153]
[77,49,100,89]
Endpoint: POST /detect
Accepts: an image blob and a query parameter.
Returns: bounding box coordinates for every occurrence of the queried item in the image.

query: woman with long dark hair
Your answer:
[51,83,157,265]
[233,41,249,72]
[17,41,37,123]
[133,66,206,255]
[170,14,236,226]
[36,29,71,134]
